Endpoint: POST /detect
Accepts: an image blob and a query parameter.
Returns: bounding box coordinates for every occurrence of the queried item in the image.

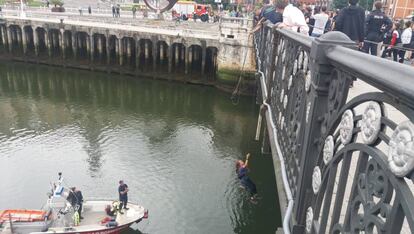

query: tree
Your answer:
[50,0,64,7]
[359,0,374,10]
[332,0,348,10]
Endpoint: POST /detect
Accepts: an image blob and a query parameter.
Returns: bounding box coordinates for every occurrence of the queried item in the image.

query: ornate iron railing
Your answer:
[255,23,414,233]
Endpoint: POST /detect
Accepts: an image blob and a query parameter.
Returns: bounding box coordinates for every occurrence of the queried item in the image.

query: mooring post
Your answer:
[152,38,157,72]
[159,43,164,63]
[115,38,119,64]
[174,45,179,68]
[106,34,110,66]
[135,37,140,72]
[1,26,8,51]
[72,32,77,59]
[90,34,94,64]
[144,40,149,60]
[201,44,206,77]
[185,46,189,75]
[118,37,123,66]
[16,28,22,51]
[21,27,27,55]
[33,27,39,56]
[60,30,65,60]
[97,35,103,61]
[7,26,13,53]
[126,38,132,64]
[188,46,192,65]
[167,43,172,74]
[46,30,52,58]
[86,34,91,60]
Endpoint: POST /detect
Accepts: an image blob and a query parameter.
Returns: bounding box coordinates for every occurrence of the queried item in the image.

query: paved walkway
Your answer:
[2,13,221,40]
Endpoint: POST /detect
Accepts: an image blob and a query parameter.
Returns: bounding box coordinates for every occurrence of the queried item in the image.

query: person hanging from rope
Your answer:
[236,153,258,201]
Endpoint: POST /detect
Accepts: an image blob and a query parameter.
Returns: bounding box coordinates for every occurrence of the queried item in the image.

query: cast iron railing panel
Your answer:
[255,23,414,233]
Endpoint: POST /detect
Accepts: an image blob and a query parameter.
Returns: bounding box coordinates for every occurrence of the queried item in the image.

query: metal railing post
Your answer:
[293,32,355,228]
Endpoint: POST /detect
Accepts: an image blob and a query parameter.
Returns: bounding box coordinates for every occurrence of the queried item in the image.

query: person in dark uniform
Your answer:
[363,1,392,55]
[67,187,84,219]
[118,180,129,210]
[334,0,365,48]
[236,153,258,200]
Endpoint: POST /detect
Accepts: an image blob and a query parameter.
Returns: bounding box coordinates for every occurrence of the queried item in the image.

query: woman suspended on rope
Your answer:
[236,153,258,201]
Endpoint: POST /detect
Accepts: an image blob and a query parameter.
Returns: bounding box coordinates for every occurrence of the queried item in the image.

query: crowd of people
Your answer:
[255,0,414,65]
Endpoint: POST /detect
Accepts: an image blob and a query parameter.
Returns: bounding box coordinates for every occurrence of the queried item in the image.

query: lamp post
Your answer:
[20,0,26,18]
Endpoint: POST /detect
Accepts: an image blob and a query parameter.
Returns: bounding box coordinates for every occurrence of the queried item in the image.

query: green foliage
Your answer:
[359,0,374,10]
[332,0,348,10]
[27,0,46,7]
[332,0,373,11]
[50,0,64,7]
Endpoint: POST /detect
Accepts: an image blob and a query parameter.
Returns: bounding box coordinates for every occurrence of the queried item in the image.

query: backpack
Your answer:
[383,29,392,44]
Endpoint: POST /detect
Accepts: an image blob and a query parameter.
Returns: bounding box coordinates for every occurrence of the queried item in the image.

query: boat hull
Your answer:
[51,218,142,234]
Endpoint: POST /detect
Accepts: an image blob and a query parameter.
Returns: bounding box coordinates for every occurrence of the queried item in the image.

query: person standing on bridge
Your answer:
[334,0,365,49]
[276,1,309,35]
[78,7,83,16]
[132,6,137,19]
[88,5,92,15]
[363,1,392,56]
[116,5,121,18]
[111,4,116,18]
[311,6,330,37]
[236,153,258,201]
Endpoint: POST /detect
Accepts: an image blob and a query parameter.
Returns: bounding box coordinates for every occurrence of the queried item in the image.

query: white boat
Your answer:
[0,174,148,234]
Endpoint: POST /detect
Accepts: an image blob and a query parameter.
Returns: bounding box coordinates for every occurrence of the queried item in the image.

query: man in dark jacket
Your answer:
[67,187,84,219]
[334,0,365,48]
[363,1,392,55]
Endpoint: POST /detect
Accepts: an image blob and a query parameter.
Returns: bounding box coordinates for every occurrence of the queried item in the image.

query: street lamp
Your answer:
[20,0,26,18]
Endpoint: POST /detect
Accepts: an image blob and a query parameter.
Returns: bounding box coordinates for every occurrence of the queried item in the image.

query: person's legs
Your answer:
[370,42,378,56]
[362,41,370,54]
[399,49,406,63]
[243,178,257,198]
[123,198,128,209]
[119,199,124,209]
[381,47,388,58]
[78,203,83,218]
[392,49,398,61]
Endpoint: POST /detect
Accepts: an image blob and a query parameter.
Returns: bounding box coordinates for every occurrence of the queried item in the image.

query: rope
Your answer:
[231,33,252,105]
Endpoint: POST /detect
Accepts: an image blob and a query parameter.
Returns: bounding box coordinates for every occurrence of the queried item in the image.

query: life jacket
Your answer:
[73,211,80,226]
[111,201,121,215]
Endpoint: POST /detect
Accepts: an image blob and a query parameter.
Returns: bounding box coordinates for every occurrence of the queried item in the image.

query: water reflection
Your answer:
[0,62,281,234]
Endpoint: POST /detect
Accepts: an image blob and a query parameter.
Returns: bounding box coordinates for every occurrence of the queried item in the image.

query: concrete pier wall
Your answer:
[0,17,255,94]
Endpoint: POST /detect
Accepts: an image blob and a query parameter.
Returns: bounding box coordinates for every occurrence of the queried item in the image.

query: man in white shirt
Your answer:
[277,2,309,35]
[312,6,329,37]
[399,21,412,63]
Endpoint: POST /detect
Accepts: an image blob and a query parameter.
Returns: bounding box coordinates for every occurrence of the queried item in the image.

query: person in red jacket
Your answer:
[381,22,401,62]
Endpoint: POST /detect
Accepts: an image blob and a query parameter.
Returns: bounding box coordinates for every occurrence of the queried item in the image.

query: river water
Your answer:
[0,62,281,234]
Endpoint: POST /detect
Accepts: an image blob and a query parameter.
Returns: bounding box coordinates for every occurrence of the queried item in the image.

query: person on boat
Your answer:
[118,180,129,211]
[236,153,258,200]
[67,187,84,219]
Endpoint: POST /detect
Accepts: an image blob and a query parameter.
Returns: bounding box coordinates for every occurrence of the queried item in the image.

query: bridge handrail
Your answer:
[255,22,414,233]
[219,16,253,28]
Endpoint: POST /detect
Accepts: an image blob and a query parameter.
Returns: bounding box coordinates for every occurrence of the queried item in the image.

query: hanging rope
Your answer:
[231,34,253,105]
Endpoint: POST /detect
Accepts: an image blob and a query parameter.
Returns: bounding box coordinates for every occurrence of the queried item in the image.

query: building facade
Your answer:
[383,0,414,19]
